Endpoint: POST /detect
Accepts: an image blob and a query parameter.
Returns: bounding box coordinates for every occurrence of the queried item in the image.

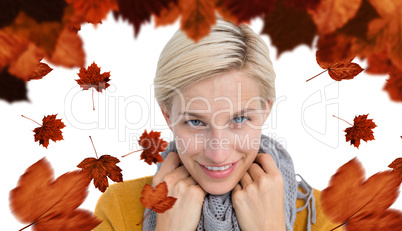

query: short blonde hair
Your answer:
[154,15,276,115]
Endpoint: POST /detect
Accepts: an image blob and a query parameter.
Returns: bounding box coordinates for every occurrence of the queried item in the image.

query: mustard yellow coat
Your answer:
[94,175,344,231]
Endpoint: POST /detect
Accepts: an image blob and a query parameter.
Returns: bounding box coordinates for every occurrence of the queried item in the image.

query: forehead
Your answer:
[172,70,261,111]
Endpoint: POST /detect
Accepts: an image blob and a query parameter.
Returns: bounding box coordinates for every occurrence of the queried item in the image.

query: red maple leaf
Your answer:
[321,157,402,230]
[9,157,102,230]
[137,181,177,225]
[389,157,402,183]
[77,136,123,192]
[138,129,168,165]
[22,114,66,148]
[344,114,377,148]
[75,62,110,92]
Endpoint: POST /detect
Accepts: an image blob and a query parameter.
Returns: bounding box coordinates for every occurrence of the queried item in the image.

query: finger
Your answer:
[232,183,242,193]
[240,170,253,189]
[254,153,280,176]
[247,163,267,181]
[163,165,191,186]
[153,152,181,186]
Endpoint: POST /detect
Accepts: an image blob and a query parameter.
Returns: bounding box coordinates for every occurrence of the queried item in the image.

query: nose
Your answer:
[203,126,232,164]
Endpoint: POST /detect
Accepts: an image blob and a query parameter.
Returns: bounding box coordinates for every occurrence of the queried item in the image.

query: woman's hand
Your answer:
[232,153,286,231]
[153,152,207,231]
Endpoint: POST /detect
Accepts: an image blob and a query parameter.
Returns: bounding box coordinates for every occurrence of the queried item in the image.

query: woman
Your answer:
[94,15,343,231]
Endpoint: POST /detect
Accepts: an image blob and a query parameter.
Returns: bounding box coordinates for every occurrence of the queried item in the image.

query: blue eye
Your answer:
[185,116,249,127]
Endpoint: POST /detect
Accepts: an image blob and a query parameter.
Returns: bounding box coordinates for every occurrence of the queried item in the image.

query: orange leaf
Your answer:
[29,62,53,80]
[66,0,119,24]
[77,154,123,192]
[9,157,101,230]
[365,50,395,75]
[33,114,66,148]
[389,157,402,182]
[75,62,111,92]
[307,0,362,35]
[153,1,181,27]
[321,158,401,230]
[0,31,29,71]
[8,42,45,81]
[140,181,177,213]
[139,129,168,165]
[261,0,317,58]
[344,114,377,148]
[383,68,402,102]
[178,0,217,43]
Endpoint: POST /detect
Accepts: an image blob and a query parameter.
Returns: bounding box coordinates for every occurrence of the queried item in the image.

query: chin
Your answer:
[202,182,235,195]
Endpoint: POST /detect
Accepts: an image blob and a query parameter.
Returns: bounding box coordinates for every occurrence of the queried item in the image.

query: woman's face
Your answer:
[160,70,271,195]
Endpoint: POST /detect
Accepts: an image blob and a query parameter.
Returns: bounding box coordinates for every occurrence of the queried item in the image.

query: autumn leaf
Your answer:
[7,42,45,81]
[389,157,402,182]
[29,114,66,148]
[9,157,101,230]
[66,0,119,24]
[29,62,53,80]
[307,0,362,35]
[365,50,395,75]
[383,68,402,102]
[113,0,175,38]
[321,157,402,230]
[261,0,317,58]
[153,1,181,27]
[75,62,110,110]
[215,0,276,25]
[334,114,377,148]
[0,69,28,103]
[139,129,168,165]
[77,136,123,192]
[137,181,177,225]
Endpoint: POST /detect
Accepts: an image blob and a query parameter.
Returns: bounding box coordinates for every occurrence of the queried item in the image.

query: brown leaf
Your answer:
[327,62,364,81]
[139,129,168,165]
[66,0,119,24]
[9,157,101,230]
[75,62,111,92]
[344,114,377,148]
[383,68,402,102]
[347,209,402,230]
[389,157,402,182]
[0,30,29,71]
[307,0,362,35]
[215,0,276,25]
[178,0,217,43]
[113,0,175,38]
[77,154,123,192]
[0,69,28,103]
[8,42,45,81]
[140,181,177,213]
[366,50,395,75]
[321,158,401,230]
[153,1,181,27]
[261,0,317,58]
[29,62,53,80]
[33,114,66,148]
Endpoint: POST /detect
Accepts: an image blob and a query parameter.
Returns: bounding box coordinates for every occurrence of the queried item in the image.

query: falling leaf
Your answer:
[33,114,66,148]
[0,69,28,103]
[77,154,123,192]
[7,42,45,81]
[153,1,181,27]
[137,181,177,225]
[307,0,362,35]
[138,129,168,165]
[347,209,402,230]
[321,157,402,230]
[383,68,402,102]
[215,0,276,25]
[113,0,175,38]
[9,157,101,230]
[389,157,402,182]
[365,50,395,74]
[66,0,119,24]
[261,0,317,58]
[344,114,377,148]
[29,62,53,80]
[336,0,380,40]
[0,30,29,71]
[76,62,111,92]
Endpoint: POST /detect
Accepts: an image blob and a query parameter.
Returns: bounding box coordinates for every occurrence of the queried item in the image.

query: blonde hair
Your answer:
[154,15,276,115]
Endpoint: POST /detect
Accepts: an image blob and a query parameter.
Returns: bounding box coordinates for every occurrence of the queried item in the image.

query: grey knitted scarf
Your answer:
[142,133,316,231]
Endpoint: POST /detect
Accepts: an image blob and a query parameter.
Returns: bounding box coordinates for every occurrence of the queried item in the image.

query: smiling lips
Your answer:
[199,161,238,178]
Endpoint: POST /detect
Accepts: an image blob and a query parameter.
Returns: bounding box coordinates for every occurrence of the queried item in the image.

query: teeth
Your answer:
[204,164,232,171]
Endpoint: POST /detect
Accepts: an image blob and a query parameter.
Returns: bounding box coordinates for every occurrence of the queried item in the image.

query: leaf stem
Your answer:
[19,222,34,231]
[332,115,353,126]
[122,149,145,158]
[89,136,98,159]
[136,208,152,226]
[306,69,328,82]
[21,115,42,126]
[92,88,95,111]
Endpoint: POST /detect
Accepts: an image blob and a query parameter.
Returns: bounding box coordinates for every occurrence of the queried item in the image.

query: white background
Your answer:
[1,13,401,230]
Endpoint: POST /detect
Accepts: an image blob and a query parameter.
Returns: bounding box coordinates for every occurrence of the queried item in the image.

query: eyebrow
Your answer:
[179,108,257,119]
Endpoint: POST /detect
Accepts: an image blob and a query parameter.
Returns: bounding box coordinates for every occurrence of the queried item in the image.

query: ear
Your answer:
[160,104,174,132]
